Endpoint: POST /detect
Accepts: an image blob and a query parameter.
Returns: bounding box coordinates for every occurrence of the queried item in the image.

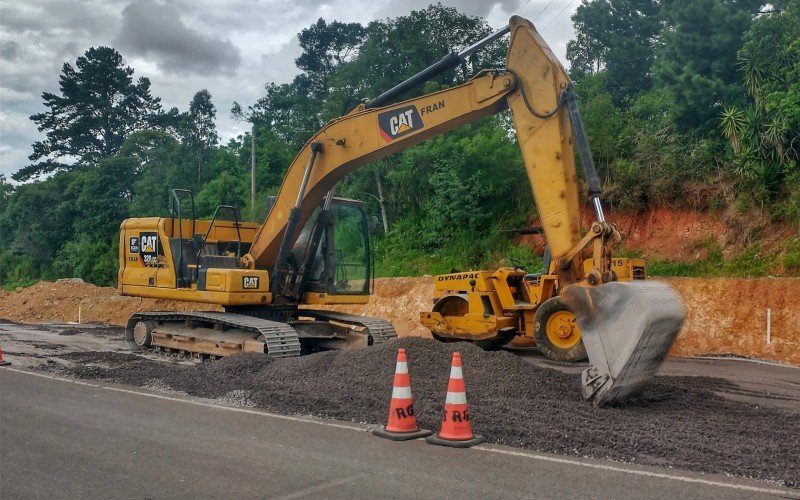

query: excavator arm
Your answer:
[245,17,615,290]
[243,71,514,270]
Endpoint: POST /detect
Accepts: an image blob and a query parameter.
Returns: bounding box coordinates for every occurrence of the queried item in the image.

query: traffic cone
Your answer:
[426,352,485,448]
[373,348,431,441]
[0,345,11,366]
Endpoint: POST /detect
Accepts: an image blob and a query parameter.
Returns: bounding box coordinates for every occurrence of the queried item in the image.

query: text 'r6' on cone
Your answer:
[426,352,485,448]
[373,348,431,441]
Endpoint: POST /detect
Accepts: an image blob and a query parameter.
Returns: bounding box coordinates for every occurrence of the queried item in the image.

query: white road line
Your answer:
[3,367,797,497]
[274,473,367,499]
[2,367,365,432]
[473,446,799,497]
[690,356,799,369]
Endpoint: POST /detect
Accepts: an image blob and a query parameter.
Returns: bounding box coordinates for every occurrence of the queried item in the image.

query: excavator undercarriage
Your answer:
[126,309,396,359]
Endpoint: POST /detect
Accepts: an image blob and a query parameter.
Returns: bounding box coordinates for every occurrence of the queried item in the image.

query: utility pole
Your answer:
[231,101,258,215]
[374,168,389,233]
[251,123,256,210]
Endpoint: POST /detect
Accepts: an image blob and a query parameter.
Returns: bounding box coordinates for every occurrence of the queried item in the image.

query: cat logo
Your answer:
[378,105,423,142]
[141,235,157,253]
[139,232,160,266]
[242,276,259,289]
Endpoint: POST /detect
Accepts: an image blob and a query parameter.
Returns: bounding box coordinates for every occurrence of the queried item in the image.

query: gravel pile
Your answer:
[54,338,799,487]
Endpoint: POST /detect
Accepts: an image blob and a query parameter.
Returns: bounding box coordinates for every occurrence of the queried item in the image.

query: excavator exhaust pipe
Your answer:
[562,281,685,406]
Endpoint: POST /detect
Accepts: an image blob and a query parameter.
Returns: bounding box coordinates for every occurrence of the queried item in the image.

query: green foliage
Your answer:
[648,245,771,277]
[49,234,119,286]
[654,0,760,130]
[717,0,800,211]
[568,0,663,100]
[647,238,800,278]
[195,171,248,218]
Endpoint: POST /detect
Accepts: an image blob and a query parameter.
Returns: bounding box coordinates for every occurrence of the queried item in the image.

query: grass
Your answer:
[646,239,800,278]
[373,232,543,278]
[2,276,39,291]
[374,231,800,279]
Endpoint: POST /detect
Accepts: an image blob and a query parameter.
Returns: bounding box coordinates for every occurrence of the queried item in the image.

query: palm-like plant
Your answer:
[763,116,789,163]
[720,106,745,153]
[739,57,766,103]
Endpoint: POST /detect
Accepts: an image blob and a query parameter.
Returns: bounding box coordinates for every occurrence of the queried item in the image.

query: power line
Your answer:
[516,0,533,15]
[532,0,560,21]
[541,0,579,29]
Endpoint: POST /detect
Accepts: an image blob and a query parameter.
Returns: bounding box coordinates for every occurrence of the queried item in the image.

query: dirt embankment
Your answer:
[520,206,797,261]
[664,277,800,363]
[1,276,798,365]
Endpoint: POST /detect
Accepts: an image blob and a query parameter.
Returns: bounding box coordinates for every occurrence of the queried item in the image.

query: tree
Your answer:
[567,0,663,100]
[654,0,761,129]
[19,47,161,181]
[719,0,800,201]
[567,0,612,75]
[184,89,218,184]
[295,18,367,97]
[0,175,13,214]
[604,0,663,99]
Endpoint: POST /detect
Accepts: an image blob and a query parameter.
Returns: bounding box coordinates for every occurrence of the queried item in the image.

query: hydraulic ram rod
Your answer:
[364,25,510,109]
[270,142,323,292]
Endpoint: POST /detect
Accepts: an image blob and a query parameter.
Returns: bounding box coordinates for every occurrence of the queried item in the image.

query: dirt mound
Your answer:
[0,280,221,325]
[52,337,799,487]
[2,276,800,364]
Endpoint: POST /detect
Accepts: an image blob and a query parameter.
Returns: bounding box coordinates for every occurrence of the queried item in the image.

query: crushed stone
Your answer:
[52,337,799,487]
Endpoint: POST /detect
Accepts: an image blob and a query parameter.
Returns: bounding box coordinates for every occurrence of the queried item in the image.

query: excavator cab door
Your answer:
[291,198,371,297]
[328,200,371,295]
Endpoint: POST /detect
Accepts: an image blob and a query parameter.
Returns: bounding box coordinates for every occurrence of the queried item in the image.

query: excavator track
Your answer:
[300,310,398,344]
[126,311,302,358]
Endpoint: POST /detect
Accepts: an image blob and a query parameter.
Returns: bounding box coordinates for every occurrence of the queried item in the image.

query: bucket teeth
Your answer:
[562,281,685,406]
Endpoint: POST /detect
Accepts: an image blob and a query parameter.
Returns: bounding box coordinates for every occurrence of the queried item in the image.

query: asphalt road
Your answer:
[510,346,800,410]
[2,367,796,499]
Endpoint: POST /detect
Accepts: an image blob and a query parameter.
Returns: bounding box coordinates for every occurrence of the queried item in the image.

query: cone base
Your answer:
[425,433,486,448]
[0,360,10,366]
[372,427,432,441]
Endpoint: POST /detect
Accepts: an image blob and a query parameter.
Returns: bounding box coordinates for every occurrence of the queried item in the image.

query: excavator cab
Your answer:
[282,196,372,298]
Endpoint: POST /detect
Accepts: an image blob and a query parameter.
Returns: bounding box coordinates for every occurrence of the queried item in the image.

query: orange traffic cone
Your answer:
[0,345,10,366]
[373,348,431,441]
[426,352,485,448]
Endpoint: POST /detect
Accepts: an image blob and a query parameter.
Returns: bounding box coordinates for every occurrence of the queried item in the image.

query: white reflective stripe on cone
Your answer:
[392,386,413,399]
[445,391,467,404]
[449,366,463,379]
[395,361,408,374]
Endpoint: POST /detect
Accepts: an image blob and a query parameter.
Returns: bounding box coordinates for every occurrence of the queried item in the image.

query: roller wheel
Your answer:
[133,320,156,348]
[474,332,515,351]
[533,297,587,362]
[429,293,514,350]
[431,332,459,343]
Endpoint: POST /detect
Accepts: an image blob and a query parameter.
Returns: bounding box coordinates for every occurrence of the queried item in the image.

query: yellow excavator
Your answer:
[118,16,684,406]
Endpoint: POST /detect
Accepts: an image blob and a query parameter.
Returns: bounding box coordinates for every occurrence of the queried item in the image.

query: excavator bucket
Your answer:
[562,281,685,406]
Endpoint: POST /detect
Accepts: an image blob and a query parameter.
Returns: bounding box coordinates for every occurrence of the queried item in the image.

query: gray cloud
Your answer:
[375,0,524,20]
[0,0,578,180]
[116,0,242,75]
[0,41,20,61]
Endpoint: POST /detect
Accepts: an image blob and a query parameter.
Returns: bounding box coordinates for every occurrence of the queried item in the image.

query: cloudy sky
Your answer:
[0,0,580,180]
